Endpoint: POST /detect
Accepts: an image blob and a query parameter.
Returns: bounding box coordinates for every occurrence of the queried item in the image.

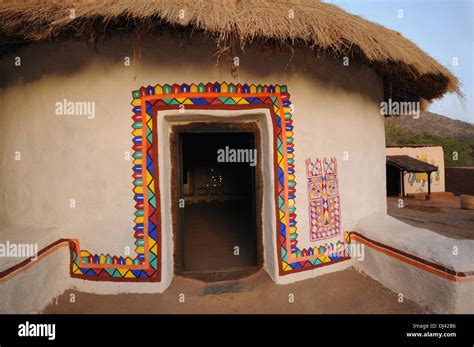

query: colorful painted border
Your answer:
[69,84,162,281]
[69,82,350,281]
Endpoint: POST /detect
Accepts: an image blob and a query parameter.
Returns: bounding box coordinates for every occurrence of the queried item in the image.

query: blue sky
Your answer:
[323,0,473,123]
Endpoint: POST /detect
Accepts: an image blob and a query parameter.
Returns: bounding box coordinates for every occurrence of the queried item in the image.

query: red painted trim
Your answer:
[0,239,71,282]
[3,232,473,284]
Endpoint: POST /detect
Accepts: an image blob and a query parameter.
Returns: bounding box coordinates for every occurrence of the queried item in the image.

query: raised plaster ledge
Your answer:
[355,213,474,274]
[0,224,60,272]
[0,224,69,313]
[353,213,474,313]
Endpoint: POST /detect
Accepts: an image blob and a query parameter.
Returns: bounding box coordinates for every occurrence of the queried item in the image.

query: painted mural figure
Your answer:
[407,155,441,193]
[306,157,341,241]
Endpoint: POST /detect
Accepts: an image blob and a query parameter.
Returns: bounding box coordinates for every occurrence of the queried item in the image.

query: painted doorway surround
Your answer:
[68,82,350,282]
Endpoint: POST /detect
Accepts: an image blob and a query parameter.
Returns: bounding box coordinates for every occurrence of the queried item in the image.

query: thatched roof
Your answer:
[0,0,459,104]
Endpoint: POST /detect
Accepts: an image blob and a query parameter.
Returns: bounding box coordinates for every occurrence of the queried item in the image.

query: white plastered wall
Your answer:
[0,33,386,309]
[156,110,277,286]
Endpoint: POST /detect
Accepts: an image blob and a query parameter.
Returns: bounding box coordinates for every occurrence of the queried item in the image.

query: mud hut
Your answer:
[1,0,471,314]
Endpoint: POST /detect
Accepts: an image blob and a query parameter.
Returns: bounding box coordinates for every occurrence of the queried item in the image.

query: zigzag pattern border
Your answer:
[69,82,350,281]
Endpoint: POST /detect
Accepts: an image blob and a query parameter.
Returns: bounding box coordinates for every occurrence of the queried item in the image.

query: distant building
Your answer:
[386,145,445,196]
[1,1,470,315]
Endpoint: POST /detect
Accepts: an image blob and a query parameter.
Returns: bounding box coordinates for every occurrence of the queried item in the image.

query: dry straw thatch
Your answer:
[0,0,460,104]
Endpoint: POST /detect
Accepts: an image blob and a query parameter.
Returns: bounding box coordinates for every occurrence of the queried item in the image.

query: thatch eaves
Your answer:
[0,0,460,105]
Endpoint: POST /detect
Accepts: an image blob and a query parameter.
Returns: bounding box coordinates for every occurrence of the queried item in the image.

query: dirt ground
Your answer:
[387,196,474,240]
[43,267,423,314]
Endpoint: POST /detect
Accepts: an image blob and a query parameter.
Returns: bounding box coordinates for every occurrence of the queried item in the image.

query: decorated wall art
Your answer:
[306,157,341,241]
[407,154,441,191]
[69,82,350,281]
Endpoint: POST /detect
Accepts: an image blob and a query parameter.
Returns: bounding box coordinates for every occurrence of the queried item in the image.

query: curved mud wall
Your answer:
[0,33,385,302]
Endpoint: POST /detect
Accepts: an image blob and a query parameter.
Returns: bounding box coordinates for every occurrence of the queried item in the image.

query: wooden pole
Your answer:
[401,170,405,197]
[427,171,432,197]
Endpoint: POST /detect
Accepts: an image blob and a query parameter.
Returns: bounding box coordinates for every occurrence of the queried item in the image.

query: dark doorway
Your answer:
[175,129,261,281]
[386,164,401,196]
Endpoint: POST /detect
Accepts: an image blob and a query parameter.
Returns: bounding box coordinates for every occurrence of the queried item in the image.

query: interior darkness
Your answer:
[386,164,401,196]
[180,132,258,272]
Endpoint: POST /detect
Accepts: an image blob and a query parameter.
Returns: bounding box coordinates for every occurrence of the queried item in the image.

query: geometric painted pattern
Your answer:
[306,157,341,241]
[69,83,160,281]
[69,82,350,281]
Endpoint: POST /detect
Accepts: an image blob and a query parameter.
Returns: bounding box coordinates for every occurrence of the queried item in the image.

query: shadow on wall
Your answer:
[0,32,381,105]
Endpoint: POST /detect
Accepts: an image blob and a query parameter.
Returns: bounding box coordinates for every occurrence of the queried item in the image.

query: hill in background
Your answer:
[385,111,474,142]
[385,111,474,167]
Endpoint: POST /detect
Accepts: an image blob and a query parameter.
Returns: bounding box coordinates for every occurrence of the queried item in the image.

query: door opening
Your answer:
[173,126,262,281]
[386,164,401,196]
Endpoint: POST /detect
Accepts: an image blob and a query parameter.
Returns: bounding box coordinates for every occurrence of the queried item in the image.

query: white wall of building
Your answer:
[0,33,386,306]
[386,146,445,194]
